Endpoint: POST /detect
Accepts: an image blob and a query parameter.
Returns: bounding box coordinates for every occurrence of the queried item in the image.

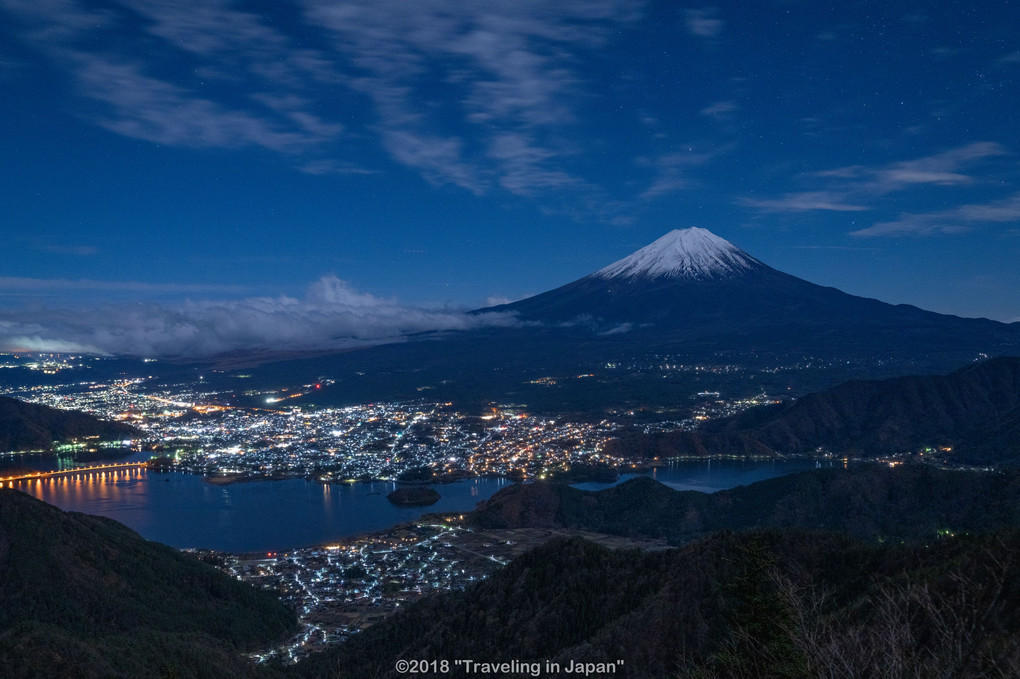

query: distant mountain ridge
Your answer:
[607,356,1020,464]
[0,396,140,453]
[467,465,1020,544]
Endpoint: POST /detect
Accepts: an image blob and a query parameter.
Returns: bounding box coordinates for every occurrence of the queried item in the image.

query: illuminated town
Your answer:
[204,521,667,664]
[0,353,782,484]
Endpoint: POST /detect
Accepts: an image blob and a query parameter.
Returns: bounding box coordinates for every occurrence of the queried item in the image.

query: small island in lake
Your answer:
[387,487,441,506]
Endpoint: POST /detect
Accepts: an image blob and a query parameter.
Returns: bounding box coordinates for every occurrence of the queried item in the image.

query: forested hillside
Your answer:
[0,395,139,452]
[607,357,1020,464]
[470,465,1020,544]
[0,489,296,679]
[291,530,1020,678]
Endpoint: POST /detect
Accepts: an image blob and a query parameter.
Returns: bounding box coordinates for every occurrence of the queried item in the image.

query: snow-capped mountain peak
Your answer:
[593,228,760,280]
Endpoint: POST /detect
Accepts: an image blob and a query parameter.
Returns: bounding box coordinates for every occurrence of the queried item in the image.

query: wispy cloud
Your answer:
[700,100,737,116]
[639,145,730,200]
[790,245,883,251]
[741,191,869,213]
[297,160,381,177]
[0,56,23,79]
[741,143,1012,223]
[685,8,723,38]
[852,192,1020,237]
[483,295,517,307]
[1,0,644,215]
[489,132,580,196]
[0,276,519,357]
[1,0,346,158]
[819,142,1008,194]
[302,0,641,200]
[129,0,294,60]
[75,55,341,152]
[0,277,246,295]
[39,245,99,257]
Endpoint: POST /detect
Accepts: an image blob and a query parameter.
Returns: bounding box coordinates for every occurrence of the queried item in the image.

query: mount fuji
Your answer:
[593,227,762,280]
[479,228,1020,356]
[199,228,1020,409]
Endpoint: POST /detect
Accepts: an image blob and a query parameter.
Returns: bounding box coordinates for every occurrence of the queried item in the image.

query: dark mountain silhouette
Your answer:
[468,465,1020,544]
[0,395,140,452]
[607,356,1020,464]
[0,488,296,679]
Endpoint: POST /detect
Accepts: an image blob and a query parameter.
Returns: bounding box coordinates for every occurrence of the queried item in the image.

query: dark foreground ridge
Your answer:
[609,356,1020,465]
[291,529,1020,678]
[0,489,296,679]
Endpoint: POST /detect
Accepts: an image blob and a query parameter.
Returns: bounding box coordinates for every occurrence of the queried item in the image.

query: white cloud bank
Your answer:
[0,276,518,358]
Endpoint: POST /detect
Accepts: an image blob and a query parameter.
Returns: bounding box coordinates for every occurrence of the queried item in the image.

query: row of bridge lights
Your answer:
[0,463,147,488]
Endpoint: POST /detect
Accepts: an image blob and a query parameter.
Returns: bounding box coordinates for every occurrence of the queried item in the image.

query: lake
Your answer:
[3,457,820,552]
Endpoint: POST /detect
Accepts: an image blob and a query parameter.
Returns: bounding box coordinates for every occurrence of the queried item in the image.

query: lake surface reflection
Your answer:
[573,458,820,493]
[6,458,820,552]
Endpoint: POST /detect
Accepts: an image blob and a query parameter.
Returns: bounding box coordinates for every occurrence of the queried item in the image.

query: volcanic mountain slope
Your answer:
[479,228,1020,353]
[199,228,1020,410]
[606,356,1020,464]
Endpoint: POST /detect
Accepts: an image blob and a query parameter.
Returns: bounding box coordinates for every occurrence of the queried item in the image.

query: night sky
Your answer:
[1,1,1018,356]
